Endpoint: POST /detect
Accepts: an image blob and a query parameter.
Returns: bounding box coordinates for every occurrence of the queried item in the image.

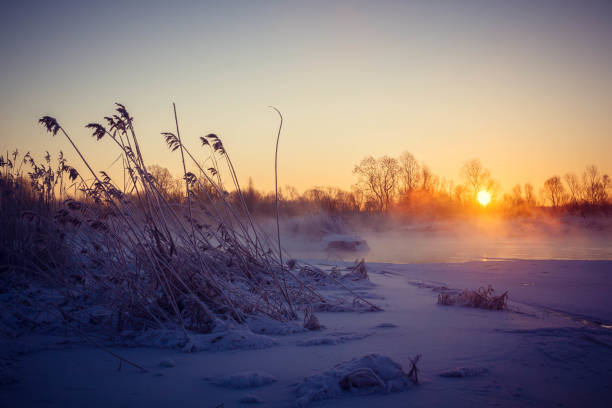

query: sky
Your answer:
[1,0,611,194]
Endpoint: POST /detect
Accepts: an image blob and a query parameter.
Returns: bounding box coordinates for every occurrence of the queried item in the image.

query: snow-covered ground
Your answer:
[2,259,611,407]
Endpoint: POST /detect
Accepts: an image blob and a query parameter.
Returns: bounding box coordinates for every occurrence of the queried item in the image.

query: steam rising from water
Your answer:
[258,214,612,263]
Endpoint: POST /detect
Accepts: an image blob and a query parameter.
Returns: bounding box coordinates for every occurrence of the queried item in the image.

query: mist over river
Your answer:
[273,215,612,264]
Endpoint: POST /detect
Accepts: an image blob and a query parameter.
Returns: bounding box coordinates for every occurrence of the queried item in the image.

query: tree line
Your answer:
[147,152,610,217]
[6,149,608,219]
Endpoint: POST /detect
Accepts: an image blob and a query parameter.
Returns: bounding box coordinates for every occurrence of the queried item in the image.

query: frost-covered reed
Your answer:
[25,103,335,335]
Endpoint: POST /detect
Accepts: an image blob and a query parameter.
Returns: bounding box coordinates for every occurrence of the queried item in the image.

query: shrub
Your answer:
[437,286,508,310]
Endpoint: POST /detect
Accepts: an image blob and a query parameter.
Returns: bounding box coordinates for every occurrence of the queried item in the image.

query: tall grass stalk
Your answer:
[29,103,334,336]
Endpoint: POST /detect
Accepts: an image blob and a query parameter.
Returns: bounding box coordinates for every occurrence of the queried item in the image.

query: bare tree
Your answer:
[421,163,436,192]
[542,176,566,208]
[510,184,523,206]
[603,175,611,204]
[524,183,536,207]
[353,155,400,212]
[283,185,300,202]
[582,165,610,205]
[398,151,421,193]
[243,177,260,212]
[453,184,467,205]
[461,158,492,196]
[564,173,582,205]
[350,184,365,211]
[147,164,181,200]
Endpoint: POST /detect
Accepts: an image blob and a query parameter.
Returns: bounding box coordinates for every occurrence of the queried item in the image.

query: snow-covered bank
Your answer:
[1,260,611,407]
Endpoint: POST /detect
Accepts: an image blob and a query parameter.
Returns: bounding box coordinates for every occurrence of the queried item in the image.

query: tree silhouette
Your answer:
[461,158,492,197]
[353,156,400,212]
[542,176,566,208]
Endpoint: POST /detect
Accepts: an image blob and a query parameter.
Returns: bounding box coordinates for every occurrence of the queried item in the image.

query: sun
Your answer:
[477,190,491,206]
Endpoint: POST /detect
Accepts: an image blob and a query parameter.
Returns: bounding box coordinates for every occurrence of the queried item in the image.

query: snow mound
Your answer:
[239,394,264,404]
[439,367,489,378]
[312,292,381,312]
[208,371,277,389]
[297,261,372,287]
[119,329,189,349]
[159,358,176,368]
[183,329,277,352]
[297,332,370,347]
[246,316,306,335]
[295,353,415,407]
[119,327,277,352]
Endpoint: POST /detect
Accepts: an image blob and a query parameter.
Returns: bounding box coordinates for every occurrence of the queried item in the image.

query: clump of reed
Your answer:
[0,149,82,280]
[18,102,342,336]
[437,285,508,310]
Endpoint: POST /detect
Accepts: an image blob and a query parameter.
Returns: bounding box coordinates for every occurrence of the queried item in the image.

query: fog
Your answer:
[258,213,612,264]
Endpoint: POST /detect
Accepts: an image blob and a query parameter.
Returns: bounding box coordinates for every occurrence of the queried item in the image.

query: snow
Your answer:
[238,394,264,404]
[296,332,370,347]
[246,316,306,336]
[1,259,611,407]
[0,356,16,386]
[208,371,277,389]
[159,358,176,368]
[374,323,397,329]
[438,367,489,378]
[117,327,278,352]
[295,354,414,407]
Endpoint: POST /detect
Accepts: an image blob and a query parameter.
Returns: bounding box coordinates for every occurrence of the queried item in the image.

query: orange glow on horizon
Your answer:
[477,190,491,207]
